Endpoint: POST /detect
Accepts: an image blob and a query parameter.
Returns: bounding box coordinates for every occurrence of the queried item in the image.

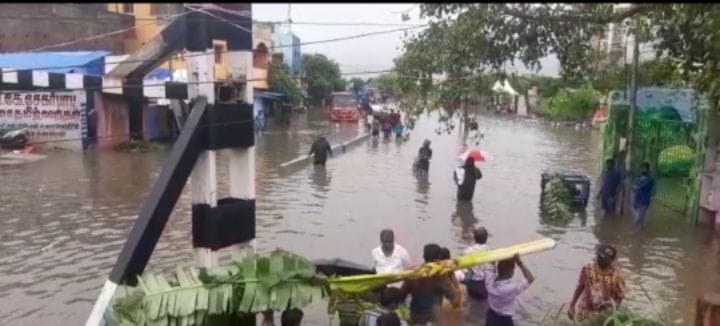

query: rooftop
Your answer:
[0,51,109,74]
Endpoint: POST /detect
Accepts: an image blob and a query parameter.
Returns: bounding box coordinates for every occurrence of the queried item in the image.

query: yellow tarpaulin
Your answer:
[328,238,556,294]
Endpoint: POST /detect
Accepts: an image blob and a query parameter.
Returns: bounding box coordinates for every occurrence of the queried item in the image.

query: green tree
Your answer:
[396,4,720,112]
[349,77,366,94]
[589,57,685,94]
[301,53,345,105]
[541,86,602,121]
[375,73,400,97]
[268,63,302,107]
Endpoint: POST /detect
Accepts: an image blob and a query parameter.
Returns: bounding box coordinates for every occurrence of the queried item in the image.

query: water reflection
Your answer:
[309,165,331,193]
[452,201,479,242]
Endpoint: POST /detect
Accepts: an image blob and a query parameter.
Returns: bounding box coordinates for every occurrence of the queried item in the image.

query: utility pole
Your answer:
[623,21,640,211]
[623,29,629,99]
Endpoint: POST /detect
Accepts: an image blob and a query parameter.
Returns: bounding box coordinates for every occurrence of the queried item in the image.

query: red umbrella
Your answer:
[459,149,490,162]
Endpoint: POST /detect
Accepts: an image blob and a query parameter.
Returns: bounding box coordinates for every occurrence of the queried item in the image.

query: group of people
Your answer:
[597,158,656,230]
[412,140,484,203]
[369,110,404,140]
[366,229,625,325]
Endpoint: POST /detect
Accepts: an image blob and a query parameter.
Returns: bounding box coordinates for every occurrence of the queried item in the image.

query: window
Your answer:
[151,4,182,16]
[214,45,224,64]
[121,3,134,14]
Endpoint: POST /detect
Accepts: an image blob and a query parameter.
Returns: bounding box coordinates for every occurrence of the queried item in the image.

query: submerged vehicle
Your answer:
[0,128,29,150]
[328,92,360,122]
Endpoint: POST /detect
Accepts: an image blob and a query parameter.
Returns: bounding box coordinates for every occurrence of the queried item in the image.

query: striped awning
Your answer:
[0,68,190,99]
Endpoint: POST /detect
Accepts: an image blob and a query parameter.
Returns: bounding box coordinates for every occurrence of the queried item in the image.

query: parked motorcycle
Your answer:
[0,129,29,150]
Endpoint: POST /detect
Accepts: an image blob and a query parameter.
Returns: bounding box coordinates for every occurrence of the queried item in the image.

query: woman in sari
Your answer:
[568,244,626,321]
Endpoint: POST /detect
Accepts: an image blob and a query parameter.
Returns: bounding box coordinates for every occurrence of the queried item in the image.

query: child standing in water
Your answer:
[485,254,534,326]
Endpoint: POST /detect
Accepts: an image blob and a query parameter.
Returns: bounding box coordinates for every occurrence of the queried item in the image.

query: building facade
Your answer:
[273,29,302,75]
[591,4,656,68]
[253,22,274,91]
[105,3,232,81]
[0,4,133,53]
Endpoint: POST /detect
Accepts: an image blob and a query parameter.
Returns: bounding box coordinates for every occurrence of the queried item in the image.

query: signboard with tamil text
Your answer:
[0,91,86,151]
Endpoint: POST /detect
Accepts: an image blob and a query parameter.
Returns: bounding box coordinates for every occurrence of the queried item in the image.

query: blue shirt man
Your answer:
[632,162,655,229]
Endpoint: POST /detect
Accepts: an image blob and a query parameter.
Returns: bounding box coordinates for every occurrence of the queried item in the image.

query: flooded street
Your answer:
[1,109,719,325]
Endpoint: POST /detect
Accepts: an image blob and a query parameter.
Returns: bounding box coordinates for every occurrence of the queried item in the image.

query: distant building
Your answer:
[272,27,302,75]
[591,4,656,69]
[253,22,274,91]
[106,3,237,81]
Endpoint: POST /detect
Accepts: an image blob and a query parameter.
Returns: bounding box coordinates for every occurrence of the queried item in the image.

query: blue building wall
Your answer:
[273,32,302,75]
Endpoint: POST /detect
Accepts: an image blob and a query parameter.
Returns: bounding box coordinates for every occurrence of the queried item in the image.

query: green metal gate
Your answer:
[632,117,697,212]
[601,89,703,218]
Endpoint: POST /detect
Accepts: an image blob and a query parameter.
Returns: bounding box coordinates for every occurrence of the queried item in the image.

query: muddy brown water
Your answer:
[1,109,719,325]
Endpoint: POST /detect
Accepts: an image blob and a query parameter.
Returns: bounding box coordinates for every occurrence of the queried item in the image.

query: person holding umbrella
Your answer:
[454,155,483,202]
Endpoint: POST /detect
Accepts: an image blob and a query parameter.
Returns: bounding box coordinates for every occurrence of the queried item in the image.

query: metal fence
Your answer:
[631,117,697,212]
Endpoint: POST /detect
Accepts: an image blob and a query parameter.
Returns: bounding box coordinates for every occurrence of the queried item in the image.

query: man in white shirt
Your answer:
[371,229,413,274]
[463,227,492,300]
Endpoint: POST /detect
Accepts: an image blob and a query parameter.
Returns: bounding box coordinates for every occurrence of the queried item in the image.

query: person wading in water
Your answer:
[398,244,460,325]
[568,244,625,321]
[308,136,333,166]
[632,162,655,230]
[371,229,413,275]
[463,227,492,300]
[597,158,623,216]
[454,157,483,201]
[485,254,534,326]
[413,140,433,174]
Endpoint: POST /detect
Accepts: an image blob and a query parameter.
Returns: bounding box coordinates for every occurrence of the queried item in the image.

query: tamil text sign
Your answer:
[0,91,86,150]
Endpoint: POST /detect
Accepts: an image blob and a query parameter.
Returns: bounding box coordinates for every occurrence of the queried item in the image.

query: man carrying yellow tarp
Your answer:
[397,244,460,325]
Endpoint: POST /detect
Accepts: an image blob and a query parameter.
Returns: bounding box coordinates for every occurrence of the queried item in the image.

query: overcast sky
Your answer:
[252,4,560,78]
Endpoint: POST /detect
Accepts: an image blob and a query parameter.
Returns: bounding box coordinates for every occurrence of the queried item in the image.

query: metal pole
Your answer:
[624,23,640,210]
[623,31,629,99]
[188,49,219,268]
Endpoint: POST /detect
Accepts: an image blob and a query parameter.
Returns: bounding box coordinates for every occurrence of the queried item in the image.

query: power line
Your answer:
[0,25,426,74]
[0,14,425,26]
[25,12,190,53]
[185,5,250,34]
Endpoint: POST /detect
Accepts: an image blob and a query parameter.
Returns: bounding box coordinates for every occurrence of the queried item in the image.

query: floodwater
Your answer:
[1,109,719,325]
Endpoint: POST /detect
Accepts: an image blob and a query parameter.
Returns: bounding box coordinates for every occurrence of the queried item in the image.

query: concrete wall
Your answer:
[96,94,130,149]
[253,22,274,50]
[0,4,133,53]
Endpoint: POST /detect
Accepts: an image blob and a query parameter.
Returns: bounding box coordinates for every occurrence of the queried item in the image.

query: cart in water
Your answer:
[540,172,591,208]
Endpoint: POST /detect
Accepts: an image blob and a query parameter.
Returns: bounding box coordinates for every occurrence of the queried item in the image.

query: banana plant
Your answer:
[109,250,328,326]
[109,239,557,325]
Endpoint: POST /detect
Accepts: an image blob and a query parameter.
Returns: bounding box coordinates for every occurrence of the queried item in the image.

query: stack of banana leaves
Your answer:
[110,238,556,326]
[542,174,577,220]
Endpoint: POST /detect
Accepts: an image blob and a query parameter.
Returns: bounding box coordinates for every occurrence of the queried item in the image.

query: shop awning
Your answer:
[257,91,285,100]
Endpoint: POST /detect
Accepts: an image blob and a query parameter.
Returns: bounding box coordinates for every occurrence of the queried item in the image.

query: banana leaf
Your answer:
[328,238,556,293]
[111,250,328,326]
[111,240,556,325]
